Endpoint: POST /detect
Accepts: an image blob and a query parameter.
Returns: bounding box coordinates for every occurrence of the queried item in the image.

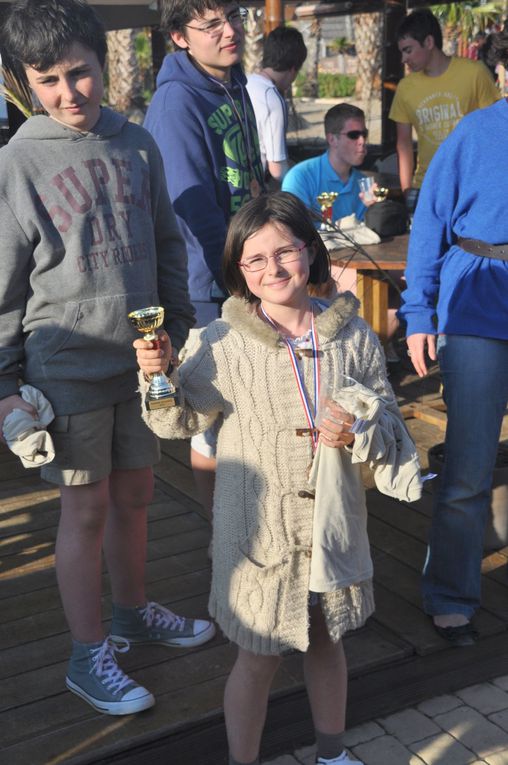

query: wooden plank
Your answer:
[154,456,200,506]
[0,507,206,565]
[400,402,448,429]
[1,546,212,625]
[368,512,508,627]
[159,438,191,466]
[0,566,214,657]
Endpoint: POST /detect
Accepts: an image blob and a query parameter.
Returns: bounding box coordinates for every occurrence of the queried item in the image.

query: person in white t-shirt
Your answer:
[247,26,306,186]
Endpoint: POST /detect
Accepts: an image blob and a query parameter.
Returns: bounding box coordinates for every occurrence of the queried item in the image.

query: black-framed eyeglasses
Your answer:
[238,243,307,272]
[185,6,249,36]
[339,129,369,140]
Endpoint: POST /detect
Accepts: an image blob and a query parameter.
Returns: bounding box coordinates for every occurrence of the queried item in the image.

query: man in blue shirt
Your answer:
[282,103,371,222]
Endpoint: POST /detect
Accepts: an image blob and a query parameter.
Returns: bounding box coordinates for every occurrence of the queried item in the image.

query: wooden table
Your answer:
[329,234,408,344]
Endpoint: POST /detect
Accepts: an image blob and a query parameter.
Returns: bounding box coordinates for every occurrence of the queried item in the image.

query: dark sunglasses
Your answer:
[339,129,369,140]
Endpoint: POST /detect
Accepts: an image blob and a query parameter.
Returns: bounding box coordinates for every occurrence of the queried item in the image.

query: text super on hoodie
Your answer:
[0,107,194,415]
[144,51,264,325]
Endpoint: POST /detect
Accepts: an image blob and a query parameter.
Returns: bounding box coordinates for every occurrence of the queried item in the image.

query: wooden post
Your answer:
[264,0,283,34]
[357,273,389,345]
[381,0,406,154]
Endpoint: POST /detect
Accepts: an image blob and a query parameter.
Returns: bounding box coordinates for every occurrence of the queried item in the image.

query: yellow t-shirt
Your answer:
[389,57,499,187]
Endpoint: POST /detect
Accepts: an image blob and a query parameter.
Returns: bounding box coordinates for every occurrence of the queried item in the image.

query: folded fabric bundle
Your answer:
[2,385,55,467]
[321,214,381,251]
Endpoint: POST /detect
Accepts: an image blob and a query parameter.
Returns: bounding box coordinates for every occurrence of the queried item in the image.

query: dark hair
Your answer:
[396,9,443,50]
[159,0,234,33]
[324,103,365,135]
[492,29,508,67]
[0,0,107,77]
[223,192,330,302]
[262,26,307,72]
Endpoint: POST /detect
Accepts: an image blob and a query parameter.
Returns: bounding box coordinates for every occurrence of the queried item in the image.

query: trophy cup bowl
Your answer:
[128,306,177,410]
[373,186,389,201]
[316,192,339,231]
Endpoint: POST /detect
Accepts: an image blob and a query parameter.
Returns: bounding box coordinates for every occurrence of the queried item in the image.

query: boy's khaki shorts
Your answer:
[41,397,160,486]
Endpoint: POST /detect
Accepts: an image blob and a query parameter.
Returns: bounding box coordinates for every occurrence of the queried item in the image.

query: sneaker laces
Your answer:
[90,636,133,693]
[140,601,186,633]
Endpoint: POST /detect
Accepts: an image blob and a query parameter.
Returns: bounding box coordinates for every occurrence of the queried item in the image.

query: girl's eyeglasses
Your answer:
[185,6,249,37]
[238,244,307,273]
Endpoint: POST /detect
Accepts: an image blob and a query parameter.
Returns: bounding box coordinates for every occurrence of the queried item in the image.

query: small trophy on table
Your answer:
[128,306,177,410]
[316,192,338,231]
[373,186,389,201]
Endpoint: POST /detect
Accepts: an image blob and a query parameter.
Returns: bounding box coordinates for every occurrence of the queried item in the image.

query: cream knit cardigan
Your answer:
[141,293,406,655]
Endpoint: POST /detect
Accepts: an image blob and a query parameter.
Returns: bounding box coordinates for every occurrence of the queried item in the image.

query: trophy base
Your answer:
[145,394,177,410]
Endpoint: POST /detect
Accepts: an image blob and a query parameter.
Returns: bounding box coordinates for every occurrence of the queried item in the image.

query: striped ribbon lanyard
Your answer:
[261,306,321,451]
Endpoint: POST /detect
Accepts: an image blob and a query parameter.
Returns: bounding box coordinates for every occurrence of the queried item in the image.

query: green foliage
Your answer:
[135,29,154,105]
[328,37,352,54]
[431,2,504,33]
[294,71,356,99]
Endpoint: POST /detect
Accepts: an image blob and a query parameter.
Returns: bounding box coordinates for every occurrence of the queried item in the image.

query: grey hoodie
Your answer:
[0,107,194,415]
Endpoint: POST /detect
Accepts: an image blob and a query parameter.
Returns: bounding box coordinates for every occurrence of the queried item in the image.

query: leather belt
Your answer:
[457,237,508,261]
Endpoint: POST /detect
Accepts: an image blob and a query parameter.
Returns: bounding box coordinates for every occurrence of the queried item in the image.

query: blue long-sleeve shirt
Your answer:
[399,98,508,340]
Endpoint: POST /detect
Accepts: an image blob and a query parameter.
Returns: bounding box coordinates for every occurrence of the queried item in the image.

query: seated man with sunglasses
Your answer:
[282,103,375,224]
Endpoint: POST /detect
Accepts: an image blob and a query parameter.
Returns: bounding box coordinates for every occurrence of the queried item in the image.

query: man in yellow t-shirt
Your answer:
[389,9,499,191]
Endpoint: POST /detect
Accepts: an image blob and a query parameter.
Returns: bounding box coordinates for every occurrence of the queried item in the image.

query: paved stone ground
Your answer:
[262,675,508,765]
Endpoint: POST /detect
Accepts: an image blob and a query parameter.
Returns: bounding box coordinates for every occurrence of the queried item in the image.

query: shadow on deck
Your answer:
[1,361,507,765]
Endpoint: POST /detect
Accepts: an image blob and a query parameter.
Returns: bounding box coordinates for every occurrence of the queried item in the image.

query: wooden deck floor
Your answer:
[2,361,508,765]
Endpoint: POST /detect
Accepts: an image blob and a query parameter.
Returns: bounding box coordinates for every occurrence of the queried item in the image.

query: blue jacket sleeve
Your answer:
[398,133,461,336]
[144,95,227,291]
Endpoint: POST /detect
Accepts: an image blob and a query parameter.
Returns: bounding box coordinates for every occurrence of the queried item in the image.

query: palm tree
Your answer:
[353,12,383,103]
[431,2,505,56]
[106,28,145,117]
[243,7,264,75]
[0,66,35,118]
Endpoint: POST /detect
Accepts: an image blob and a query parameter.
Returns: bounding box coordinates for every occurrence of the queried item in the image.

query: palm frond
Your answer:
[0,66,36,118]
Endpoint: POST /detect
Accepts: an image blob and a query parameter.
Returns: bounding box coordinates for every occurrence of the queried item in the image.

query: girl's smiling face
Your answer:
[239,222,314,311]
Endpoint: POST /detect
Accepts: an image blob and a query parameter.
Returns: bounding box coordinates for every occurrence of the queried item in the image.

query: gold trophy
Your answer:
[128,306,177,410]
[373,186,389,201]
[316,192,339,230]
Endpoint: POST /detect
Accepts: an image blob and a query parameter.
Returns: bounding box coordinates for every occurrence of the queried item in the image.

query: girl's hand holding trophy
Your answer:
[129,306,177,409]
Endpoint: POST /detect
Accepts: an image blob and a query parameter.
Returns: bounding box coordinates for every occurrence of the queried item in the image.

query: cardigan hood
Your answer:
[220,291,360,349]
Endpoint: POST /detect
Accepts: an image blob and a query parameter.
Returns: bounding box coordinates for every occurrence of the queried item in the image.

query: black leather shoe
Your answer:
[434,622,478,647]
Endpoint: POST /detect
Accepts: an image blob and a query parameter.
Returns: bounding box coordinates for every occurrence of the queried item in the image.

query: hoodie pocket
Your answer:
[26,291,158,382]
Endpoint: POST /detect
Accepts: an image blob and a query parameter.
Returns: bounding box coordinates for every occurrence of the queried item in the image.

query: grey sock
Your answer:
[228,757,260,765]
[315,730,345,760]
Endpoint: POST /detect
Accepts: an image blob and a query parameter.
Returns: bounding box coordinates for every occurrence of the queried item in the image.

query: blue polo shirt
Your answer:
[282,151,367,225]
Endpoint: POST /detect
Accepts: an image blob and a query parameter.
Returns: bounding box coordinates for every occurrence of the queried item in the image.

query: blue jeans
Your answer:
[422,334,508,618]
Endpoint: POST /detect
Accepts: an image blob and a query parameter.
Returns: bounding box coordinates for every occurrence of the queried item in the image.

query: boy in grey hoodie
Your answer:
[0,0,215,715]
